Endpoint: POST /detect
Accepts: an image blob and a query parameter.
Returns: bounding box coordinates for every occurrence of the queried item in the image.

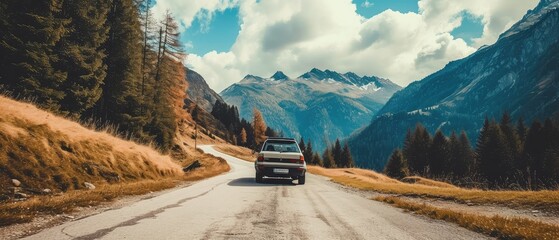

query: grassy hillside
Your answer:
[0,96,182,195]
[0,96,230,226]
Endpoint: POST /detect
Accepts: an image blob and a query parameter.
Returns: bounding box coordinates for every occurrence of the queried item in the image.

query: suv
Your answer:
[255,137,307,184]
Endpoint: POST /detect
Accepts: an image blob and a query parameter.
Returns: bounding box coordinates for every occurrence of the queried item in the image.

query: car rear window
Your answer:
[262,140,300,153]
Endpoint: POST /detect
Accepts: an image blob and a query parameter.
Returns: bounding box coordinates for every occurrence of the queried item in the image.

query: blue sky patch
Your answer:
[353,0,419,17]
[180,7,241,55]
[451,11,484,45]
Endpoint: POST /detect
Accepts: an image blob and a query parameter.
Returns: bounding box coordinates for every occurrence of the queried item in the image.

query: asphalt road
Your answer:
[24,145,488,240]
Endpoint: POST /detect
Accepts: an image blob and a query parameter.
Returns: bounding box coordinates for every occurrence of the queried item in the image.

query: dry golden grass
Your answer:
[402,176,458,189]
[0,96,231,226]
[309,166,559,213]
[213,144,256,162]
[0,152,230,227]
[181,152,231,181]
[375,196,559,240]
[0,96,182,194]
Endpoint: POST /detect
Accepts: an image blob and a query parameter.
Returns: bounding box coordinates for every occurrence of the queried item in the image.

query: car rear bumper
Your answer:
[255,162,306,178]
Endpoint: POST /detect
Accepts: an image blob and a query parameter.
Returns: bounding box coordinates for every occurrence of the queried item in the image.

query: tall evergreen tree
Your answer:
[429,130,450,176]
[517,117,527,145]
[265,126,277,137]
[58,0,110,117]
[522,120,544,187]
[458,131,474,177]
[341,143,354,168]
[477,119,509,183]
[312,152,323,167]
[333,139,342,167]
[499,112,521,178]
[94,0,145,138]
[541,119,559,181]
[299,137,306,153]
[384,149,408,179]
[322,147,336,168]
[0,0,68,112]
[448,131,461,175]
[405,123,431,175]
[304,140,314,164]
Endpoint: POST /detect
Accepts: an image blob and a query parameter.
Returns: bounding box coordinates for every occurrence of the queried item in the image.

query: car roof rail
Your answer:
[266,137,296,141]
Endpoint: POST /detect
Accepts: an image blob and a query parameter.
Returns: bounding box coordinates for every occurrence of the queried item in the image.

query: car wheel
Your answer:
[256,172,263,183]
[298,174,305,185]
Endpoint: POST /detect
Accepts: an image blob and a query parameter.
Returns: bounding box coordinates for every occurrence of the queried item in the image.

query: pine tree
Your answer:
[304,140,313,164]
[299,137,306,153]
[475,117,491,175]
[94,0,145,138]
[341,143,354,168]
[333,139,342,167]
[541,119,559,182]
[499,112,521,178]
[448,131,461,175]
[458,131,474,177]
[477,119,508,183]
[429,130,450,176]
[312,152,323,167]
[384,149,408,179]
[58,0,110,118]
[402,128,412,160]
[252,108,267,150]
[322,147,336,168]
[405,123,431,175]
[517,117,527,145]
[522,120,544,187]
[0,0,68,112]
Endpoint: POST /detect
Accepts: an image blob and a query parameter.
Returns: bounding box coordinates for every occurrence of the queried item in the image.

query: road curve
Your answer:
[24,145,488,240]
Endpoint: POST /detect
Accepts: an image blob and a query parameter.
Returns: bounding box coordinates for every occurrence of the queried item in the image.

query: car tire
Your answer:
[256,172,263,183]
[298,174,305,185]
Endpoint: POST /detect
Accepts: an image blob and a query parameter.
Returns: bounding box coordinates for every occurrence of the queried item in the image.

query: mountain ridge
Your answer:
[185,68,225,113]
[349,0,559,170]
[221,69,401,151]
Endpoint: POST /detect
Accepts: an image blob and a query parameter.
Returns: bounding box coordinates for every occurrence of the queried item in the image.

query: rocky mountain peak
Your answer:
[271,71,289,80]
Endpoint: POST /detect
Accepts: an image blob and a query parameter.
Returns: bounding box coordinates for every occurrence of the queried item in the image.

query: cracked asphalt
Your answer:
[23,145,489,240]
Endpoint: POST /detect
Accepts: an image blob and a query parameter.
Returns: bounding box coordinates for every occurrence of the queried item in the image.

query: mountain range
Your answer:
[220,69,401,151]
[348,0,559,170]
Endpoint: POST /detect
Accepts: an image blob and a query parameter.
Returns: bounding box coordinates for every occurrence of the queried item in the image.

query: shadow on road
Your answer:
[228,177,297,187]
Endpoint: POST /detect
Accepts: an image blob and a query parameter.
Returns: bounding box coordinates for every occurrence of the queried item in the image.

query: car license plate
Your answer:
[273,168,289,174]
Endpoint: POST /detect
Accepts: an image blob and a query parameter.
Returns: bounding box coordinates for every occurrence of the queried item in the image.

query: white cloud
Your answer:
[164,0,539,92]
[361,1,374,9]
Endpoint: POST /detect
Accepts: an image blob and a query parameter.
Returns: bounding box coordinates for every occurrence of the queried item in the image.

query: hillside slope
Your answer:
[349,0,559,170]
[0,96,183,196]
[185,68,225,113]
[221,69,400,151]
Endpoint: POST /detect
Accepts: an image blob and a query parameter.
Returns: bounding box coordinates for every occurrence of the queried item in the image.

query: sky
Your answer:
[151,0,539,92]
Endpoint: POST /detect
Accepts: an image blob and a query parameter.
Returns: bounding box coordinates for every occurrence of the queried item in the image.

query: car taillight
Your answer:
[299,155,305,164]
[257,156,264,162]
